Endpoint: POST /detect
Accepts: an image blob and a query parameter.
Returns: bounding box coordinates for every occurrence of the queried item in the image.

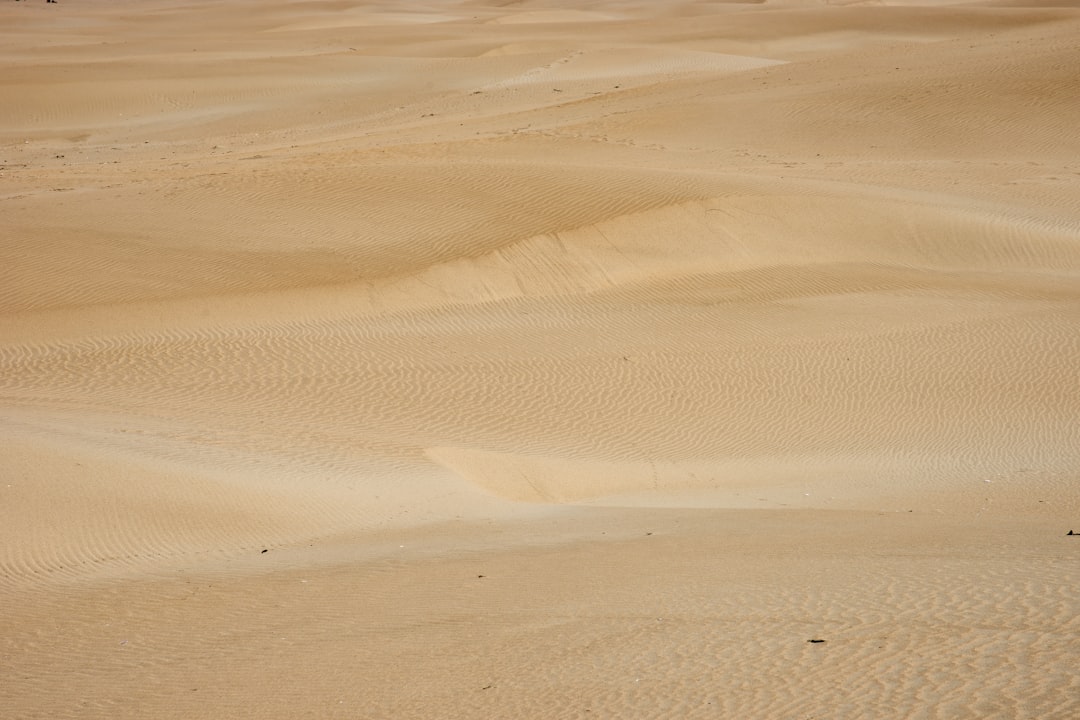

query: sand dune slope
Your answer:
[2,1,1078,718]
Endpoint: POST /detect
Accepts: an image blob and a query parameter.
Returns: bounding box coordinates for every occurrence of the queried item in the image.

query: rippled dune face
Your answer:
[1,1,1078,718]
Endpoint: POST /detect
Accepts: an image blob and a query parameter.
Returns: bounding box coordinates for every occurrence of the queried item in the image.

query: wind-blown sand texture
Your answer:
[2,0,1079,717]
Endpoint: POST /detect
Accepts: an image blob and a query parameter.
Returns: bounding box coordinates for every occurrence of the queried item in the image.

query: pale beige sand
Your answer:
[2,0,1079,717]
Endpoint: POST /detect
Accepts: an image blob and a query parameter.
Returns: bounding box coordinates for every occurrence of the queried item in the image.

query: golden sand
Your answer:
[2,0,1078,717]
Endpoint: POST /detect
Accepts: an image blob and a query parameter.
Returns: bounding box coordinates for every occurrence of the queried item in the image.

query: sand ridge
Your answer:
[2,0,1079,717]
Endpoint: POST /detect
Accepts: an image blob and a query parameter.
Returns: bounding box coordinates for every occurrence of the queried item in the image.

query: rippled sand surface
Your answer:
[2,0,1078,717]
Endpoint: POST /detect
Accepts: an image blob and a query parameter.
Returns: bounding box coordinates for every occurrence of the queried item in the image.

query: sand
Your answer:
[1,0,1078,717]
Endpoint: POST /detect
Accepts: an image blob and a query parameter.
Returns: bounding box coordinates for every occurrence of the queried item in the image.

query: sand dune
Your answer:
[2,0,1078,718]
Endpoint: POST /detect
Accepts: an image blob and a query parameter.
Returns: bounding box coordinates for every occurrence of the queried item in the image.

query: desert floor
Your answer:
[2,0,1079,717]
